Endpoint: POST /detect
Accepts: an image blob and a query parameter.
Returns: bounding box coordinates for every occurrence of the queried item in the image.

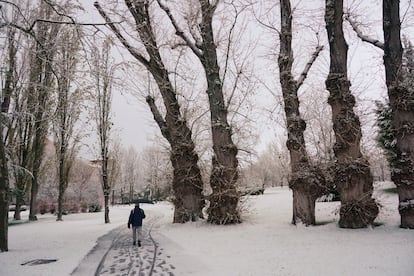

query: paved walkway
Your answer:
[72,215,176,276]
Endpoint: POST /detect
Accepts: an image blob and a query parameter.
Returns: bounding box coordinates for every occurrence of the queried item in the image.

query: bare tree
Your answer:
[0,28,14,252]
[2,2,33,221]
[0,21,17,251]
[1,1,59,221]
[90,37,116,224]
[381,1,414,228]
[28,3,62,221]
[53,25,82,221]
[345,1,414,228]
[278,0,325,225]
[0,112,9,252]
[94,1,204,223]
[324,0,378,228]
[157,0,241,224]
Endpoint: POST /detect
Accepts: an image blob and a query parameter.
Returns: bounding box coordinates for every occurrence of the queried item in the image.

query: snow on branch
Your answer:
[94,1,150,68]
[296,45,324,90]
[157,0,203,58]
[145,95,170,140]
[345,14,384,50]
[0,0,122,34]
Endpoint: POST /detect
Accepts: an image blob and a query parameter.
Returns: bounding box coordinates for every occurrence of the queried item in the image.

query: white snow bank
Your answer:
[156,184,414,276]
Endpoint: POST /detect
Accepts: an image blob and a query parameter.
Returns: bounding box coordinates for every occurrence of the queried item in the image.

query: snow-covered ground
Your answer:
[1,182,413,276]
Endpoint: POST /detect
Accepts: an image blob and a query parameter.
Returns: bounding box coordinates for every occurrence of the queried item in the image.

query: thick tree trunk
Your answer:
[170,146,204,222]
[292,190,317,225]
[279,0,325,225]
[205,80,240,225]
[95,2,205,223]
[146,96,204,223]
[325,0,378,228]
[144,64,205,223]
[208,155,240,225]
[199,2,240,225]
[383,0,414,229]
[145,60,205,224]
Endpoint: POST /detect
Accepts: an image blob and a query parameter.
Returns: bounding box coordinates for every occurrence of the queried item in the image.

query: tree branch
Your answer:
[31,18,123,28]
[145,95,170,140]
[222,3,239,85]
[157,0,203,58]
[345,14,384,50]
[296,45,323,90]
[94,1,150,68]
[0,1,122,33]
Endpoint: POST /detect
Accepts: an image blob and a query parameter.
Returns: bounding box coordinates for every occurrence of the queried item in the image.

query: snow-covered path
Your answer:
[1,204,166,276]
[72,213,176,275]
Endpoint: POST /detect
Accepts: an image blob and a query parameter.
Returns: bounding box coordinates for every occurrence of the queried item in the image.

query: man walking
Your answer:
[128,203,146,246]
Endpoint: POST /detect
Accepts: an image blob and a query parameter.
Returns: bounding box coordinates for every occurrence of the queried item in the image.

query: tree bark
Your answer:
[0,117,9,252]
[95,1,204,223]
[100,97,110,225]
[146,97,204,222]
[325,0,378,228]
[197,0,240,225]
[278,0,325,226]
[383,0,414,229]
[0,27,17,251]
[155,0,241,224]
[56,151,66,221]
[103,172,110,224]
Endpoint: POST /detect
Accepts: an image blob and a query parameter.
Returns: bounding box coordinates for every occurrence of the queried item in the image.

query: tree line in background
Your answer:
[1,0,413,253]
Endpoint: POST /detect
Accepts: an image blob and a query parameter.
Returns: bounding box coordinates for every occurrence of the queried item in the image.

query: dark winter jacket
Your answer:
[128,207,146,227]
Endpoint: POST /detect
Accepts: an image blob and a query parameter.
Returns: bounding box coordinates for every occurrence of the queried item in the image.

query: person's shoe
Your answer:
[133,241,136,246]
[138,240,141,247]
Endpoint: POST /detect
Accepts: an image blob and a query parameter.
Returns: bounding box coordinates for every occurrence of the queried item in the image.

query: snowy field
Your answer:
[1,182,413,276]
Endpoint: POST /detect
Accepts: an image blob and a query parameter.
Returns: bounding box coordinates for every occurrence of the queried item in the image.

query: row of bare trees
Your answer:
[273,0,413,228]
[347,0,414,229]
[1,0,413,253]
[0,0,122,251]
[93,0,413,229]
[94,0,242,224]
